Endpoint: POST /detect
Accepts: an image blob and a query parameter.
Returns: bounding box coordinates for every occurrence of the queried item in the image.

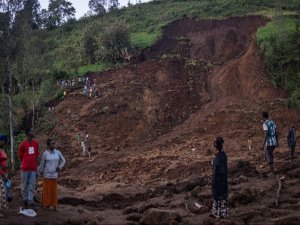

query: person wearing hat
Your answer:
[0,134,8,217]
[211,137,229,220]
[18,128,39,209]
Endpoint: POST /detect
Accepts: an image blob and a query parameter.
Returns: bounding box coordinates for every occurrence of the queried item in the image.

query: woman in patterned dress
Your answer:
[211,137,229,219]
[0,134,8,218]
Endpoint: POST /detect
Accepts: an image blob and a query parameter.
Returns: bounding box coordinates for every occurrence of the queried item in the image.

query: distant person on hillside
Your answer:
[0,134,8,217]
[76,131,81,145]
[62,90,67,100]
[38,139,65,211]
[18,128,39,209]
[83,86,88,96]
[81,141,90,157]
[94,88,100,98]
[211,137,229,220]
[287,126,296,162]
[247,136,252,151]
[261,111,278,174]
[89,86,93,97]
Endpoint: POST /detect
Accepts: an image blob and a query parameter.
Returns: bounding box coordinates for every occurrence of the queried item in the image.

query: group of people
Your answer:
[0,128,65,217]
[82,84,100,98]
[81,77,99,98]
[211,111,297,220]
[56,79,76,88]
[0,111,297,220]
[57,77,100,99]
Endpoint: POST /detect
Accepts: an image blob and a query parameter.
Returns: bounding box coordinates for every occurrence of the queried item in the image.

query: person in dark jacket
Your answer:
[287,126,296,162]
[211,137,229,219]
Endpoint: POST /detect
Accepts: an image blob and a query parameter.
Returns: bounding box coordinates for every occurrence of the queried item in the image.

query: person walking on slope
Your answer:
[38,139,65,211]
[211,137,229,220]
[287,126,296,162]
[18,128,39,209]
[0,135,8,218]
[261,111,278,174]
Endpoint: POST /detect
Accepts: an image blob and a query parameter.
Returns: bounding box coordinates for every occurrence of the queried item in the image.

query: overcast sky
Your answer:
[39,0,152,18]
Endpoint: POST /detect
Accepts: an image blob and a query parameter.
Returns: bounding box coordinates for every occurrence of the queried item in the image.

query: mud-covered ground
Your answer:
[2,16,300,225]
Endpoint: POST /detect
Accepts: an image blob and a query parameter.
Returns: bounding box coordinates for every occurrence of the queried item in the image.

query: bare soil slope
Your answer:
[3,16,299,225]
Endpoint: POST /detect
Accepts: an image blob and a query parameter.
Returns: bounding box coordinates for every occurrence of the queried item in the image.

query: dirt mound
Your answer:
[3,16,300,225]
[145,16,266,63]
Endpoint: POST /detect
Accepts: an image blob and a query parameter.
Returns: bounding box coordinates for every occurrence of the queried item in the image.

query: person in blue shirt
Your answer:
[261,112,278,174]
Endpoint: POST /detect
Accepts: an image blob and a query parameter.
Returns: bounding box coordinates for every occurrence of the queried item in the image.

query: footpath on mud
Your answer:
[2,16,300,225]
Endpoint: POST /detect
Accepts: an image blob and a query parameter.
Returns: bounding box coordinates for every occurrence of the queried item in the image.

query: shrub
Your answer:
[95,22,132,63]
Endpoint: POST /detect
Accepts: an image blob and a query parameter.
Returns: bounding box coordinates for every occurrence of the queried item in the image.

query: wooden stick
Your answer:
[275,174,282,207]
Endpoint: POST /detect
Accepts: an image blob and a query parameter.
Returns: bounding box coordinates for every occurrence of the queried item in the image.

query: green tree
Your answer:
[95,22,131,63]
[108,0,119,12]
[81,23,100,63]
[47,0,76,28]
[88,0,106,15]
[0,0,24,172]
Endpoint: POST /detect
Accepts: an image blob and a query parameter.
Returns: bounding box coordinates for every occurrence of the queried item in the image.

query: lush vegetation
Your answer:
[44,0,300,109]
[256,17,300,108]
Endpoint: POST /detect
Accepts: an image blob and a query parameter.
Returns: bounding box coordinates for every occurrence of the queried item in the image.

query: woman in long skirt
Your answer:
[38,139,65,211]
[211,137,229,219]
[0,134,8,218]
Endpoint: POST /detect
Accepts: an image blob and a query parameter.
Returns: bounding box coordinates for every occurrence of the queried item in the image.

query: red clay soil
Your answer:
[2,16,300,225]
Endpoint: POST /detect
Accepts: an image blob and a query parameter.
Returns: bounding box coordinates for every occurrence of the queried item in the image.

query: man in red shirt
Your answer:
[18,128,39,209]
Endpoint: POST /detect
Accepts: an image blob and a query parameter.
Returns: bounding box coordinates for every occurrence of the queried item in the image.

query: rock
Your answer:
[126,213,141,222]
[140,208,181,225]
[123,206,139,215]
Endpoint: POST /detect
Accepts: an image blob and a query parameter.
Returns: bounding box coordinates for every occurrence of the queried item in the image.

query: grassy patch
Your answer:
[78,63,112,76]
[256,17,300,108]
[131,32,159,48]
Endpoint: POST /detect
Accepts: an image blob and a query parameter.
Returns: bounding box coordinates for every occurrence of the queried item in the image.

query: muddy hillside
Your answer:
[3,16,300,225]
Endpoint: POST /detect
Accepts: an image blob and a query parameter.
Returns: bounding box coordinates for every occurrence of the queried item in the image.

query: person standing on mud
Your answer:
[18,128,39,209]
[287,126,296,162]
[211,137,229,220]
[0,135,8,218]
[261,111,278,174]
[38,139,65,211]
